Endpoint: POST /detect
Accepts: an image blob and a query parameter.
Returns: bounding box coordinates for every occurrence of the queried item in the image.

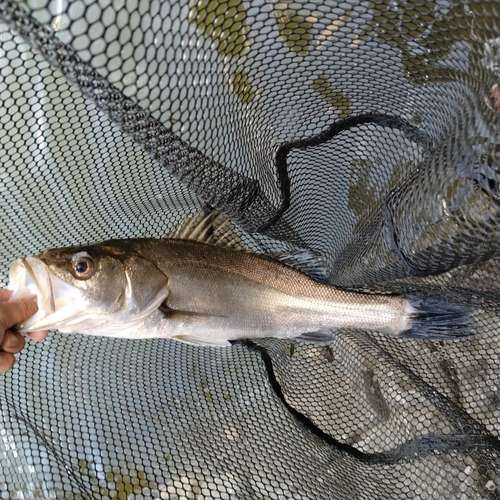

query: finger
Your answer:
[0,352,15,373]
[1,331,25,353]
[0,289,13,303]
[27,330,48,342]
[0,297,38,332]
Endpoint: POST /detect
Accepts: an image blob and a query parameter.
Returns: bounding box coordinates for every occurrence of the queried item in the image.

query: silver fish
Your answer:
[8,210,473,346]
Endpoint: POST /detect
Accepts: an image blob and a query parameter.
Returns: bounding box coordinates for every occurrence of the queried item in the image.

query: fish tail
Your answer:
[399,296,475,341]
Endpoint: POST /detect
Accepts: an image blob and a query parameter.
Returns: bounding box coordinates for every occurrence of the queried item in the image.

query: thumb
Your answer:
[0,296,38,332]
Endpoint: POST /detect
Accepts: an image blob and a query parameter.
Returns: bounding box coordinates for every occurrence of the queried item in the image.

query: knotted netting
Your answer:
[1,0,500,498]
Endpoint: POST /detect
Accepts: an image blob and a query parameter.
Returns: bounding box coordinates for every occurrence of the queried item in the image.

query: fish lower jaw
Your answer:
[54,318,158,337]
[58,287,170,336]
[15,307,86,333]
[14,314,49,333]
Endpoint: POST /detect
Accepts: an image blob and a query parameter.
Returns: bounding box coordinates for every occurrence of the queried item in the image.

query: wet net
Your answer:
[1,0,500,498]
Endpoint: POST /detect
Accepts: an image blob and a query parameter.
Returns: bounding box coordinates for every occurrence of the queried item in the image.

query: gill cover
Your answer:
[85,253,170,335]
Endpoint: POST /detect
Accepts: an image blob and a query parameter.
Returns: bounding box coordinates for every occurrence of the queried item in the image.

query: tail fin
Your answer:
[400,297,475,341]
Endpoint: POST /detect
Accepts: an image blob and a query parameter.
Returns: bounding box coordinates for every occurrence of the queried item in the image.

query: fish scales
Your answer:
[8,209,474,345]
[127,238,410,339]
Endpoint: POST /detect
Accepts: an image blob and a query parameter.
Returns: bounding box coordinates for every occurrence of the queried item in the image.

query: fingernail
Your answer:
[3,332,24,350]
[26,295,38,303]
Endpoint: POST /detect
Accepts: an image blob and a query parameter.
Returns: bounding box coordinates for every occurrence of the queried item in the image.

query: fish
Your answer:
[8,209,474,346]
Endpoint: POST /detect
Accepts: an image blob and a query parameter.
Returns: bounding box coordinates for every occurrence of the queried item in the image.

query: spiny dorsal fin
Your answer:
[168,207,248,251]
[269,249,330,284]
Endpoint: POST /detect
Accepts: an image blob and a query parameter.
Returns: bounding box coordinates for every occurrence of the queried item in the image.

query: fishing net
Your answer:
[1,0,500,498]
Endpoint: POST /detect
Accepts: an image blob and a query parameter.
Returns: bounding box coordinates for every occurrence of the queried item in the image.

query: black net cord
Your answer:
[0,0,280,233]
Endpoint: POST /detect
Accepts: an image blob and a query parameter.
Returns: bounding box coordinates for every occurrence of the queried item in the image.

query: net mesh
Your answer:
[1,0,500,498]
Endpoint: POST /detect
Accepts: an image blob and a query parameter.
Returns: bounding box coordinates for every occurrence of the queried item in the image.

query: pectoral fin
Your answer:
[171,335,232,347]
[159,305,226,319]
[160,305,230,346]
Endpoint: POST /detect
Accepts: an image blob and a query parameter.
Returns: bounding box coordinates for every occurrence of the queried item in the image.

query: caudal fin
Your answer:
[400,297,475,341]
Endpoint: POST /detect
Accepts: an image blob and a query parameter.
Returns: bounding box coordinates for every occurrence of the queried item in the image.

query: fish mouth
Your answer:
[8,257,56,331]
[8,257,82,332]
[21,257,55,313]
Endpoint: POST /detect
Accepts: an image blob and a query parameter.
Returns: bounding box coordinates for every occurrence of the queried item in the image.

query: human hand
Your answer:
[0,289,48,372]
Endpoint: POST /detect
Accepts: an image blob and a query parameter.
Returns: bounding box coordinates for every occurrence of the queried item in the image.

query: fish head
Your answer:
[9,242,169,335]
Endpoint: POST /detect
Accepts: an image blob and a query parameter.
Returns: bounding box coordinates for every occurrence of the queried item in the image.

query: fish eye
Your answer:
[71,257,95,279]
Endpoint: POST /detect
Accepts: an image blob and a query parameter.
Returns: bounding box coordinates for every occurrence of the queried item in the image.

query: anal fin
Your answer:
[172,335,232,347]
[296,330,337,344]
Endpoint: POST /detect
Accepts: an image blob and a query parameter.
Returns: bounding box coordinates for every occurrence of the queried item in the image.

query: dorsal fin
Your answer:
[169,208,331,281]
[269,249,330,283]
[168,207,248,251]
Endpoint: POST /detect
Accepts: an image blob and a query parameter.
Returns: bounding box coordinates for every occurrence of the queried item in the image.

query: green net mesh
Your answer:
[1,1,500,498]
